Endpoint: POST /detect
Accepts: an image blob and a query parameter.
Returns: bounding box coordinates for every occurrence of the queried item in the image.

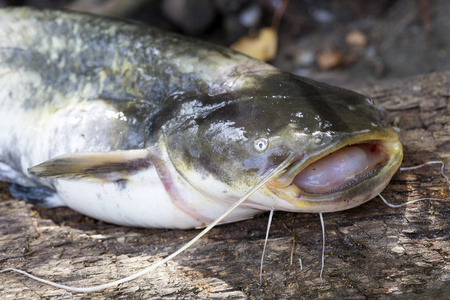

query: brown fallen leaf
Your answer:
[316,50,345,70]
[345,29,368,48]
[230,27,278,62]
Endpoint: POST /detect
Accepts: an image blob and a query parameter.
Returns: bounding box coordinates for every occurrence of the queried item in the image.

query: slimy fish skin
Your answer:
[0,7,402,229]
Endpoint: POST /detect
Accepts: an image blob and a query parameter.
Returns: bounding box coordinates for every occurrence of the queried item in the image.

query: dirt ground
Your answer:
[3,0,450,84]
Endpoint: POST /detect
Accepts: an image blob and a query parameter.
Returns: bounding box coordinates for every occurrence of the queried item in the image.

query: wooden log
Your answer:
[0,71,449,299]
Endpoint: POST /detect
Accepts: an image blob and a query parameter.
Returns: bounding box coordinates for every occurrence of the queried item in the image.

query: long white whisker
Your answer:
[1,155,297,292]
[259,207,274,285]
[400,160,448,181]
[319,212,325,285]
[380,159,450,207]
[378,194,450,208]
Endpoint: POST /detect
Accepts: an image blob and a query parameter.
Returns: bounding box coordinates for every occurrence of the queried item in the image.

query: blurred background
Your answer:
[1,0,449,87]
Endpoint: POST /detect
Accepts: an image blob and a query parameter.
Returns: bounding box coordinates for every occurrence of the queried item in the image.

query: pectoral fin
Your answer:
[28,149,152,181]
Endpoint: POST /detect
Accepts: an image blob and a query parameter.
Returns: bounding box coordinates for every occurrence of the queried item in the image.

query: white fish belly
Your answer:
[55,166,203,229]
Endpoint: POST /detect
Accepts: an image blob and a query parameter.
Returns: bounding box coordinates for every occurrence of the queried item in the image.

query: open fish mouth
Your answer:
[293,142,387,195]
[267,135,403,204]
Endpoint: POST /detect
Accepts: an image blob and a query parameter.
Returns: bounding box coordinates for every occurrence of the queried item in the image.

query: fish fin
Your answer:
[28,149,152,181]
[9,183,64,207]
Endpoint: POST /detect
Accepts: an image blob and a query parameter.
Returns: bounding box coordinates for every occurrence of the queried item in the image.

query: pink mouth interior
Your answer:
[292,143,386,194]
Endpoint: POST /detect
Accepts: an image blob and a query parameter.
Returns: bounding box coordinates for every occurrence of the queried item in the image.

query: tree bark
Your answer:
[0,72,449,299]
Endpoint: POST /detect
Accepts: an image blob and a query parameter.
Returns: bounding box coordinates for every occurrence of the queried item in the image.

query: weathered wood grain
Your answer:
[0,71,449,299]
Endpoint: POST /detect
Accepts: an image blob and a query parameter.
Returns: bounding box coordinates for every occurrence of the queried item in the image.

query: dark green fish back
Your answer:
[0,7,275,153]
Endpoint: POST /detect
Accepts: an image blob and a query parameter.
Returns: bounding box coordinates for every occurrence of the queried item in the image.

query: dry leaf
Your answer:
[316,50,345,70]
[230,27,278,62]
[345,30,367,48]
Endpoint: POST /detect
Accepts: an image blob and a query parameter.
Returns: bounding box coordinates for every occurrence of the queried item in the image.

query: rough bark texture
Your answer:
[0,72,449,299]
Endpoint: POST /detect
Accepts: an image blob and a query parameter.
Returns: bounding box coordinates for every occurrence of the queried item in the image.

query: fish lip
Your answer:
[267,129,402,198]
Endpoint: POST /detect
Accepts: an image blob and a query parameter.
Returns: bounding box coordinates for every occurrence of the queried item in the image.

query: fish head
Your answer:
[162,72,403,213]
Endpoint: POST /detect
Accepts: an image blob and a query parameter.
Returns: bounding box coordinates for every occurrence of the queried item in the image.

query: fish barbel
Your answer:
[0,7,403,229]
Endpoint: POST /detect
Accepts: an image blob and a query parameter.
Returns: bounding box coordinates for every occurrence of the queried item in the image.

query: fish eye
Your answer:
[254,138,268,152]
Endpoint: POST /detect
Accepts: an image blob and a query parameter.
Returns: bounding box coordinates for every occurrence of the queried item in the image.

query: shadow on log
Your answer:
[0,72,449,299]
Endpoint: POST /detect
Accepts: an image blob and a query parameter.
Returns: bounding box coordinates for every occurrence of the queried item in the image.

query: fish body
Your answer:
[0,7,403,229]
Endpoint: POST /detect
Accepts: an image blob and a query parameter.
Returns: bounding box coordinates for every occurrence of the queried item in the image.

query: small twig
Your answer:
[281,221,296,265]
[271,0,289,31]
